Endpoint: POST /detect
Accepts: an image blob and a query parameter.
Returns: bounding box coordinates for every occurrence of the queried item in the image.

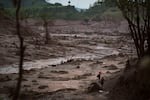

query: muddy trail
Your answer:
[0,19,134,100]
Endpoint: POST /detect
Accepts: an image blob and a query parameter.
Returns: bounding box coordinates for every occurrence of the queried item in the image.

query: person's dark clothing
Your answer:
[97,74,101,80]
[101,77,104,87]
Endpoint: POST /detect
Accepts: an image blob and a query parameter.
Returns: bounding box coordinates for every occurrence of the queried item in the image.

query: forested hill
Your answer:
[0,0,51,8]
[84,0,123,21]
[0,0,123,20]
[0,0,81,20]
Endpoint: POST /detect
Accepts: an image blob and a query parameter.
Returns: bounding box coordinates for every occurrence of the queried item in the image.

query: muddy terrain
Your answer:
[0,19,135,100]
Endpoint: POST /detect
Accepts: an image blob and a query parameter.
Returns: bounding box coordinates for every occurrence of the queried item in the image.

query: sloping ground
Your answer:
[110,57,150,100]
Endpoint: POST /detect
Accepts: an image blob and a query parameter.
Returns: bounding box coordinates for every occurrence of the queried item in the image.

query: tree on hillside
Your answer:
[12,0,26,100]
[104,0,117,7]
[54,3,62,6]
[68,1,71,6]
[0,3,4,10]
[117,0,150,59]
[40,12,53,44]
[20,8,30,26]
[43,16,50,44]
[94,0,117,7]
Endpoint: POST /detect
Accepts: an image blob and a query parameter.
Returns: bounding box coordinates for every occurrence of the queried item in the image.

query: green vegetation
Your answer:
[3,4,82,20]
[0,97,3,100]
[100,7,123,21]
[0,0,122,21]
[84,0,123,21]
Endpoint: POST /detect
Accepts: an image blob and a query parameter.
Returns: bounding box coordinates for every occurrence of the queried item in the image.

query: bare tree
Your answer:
[40,13,53,44]
[12,0,25,100]
[43,17,50,44]
[117,0,150,59]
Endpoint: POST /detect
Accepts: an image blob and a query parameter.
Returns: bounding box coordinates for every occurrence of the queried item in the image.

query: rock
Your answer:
[87,82,102,93]
[38,85,48,89]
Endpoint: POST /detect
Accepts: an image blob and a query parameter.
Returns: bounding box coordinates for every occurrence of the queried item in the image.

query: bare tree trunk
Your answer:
[146,0,150,55]
[12,0,25,100]
[44,19,50,44]
[117,0,150,59]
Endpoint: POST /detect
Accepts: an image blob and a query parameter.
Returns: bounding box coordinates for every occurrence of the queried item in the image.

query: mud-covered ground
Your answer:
[0,19,135,100]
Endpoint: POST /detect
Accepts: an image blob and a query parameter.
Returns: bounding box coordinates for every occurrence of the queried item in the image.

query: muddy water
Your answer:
[0,46,119,74]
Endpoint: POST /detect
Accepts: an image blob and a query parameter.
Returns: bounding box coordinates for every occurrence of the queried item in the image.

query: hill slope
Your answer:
[0,0,50,8]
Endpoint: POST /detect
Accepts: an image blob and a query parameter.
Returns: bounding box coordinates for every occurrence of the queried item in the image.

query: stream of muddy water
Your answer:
[0,46,119,74]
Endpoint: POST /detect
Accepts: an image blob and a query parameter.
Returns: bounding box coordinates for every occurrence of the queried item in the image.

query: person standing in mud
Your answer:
[100,77,105,89]
[97,71,105,90]
[97,71,102,80]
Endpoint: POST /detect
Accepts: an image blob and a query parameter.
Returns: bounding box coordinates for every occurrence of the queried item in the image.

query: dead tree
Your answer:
[43,18,50,44]
[117,0,150,59]
[12,0,25,100]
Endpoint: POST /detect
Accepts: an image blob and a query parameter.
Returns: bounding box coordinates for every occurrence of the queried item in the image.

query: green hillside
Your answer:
[0,0,50,8]
[1,0,81,20]
[0,0,122,21]
[83,0,123,21]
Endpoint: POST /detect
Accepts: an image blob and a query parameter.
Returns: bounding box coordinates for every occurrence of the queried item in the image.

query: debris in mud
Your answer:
[87,81,102,93]
[32,80,37,82]
[38,75,51,79]
[50,70,68,74]
[33,82,39,85]
[118,53,125,57]
[32,80,39,85]
[0,75,11,82]
[82,73,93,77]
[38,85,48,89]
[52,65,57,67]
[22,78,28,81]
[23,85,31,88]
[103,64,118,70]
[76,65,80,69]
[96,61,103,64]
[106,71,112,74]
[72,73,92,80]
[118,61,125,64]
